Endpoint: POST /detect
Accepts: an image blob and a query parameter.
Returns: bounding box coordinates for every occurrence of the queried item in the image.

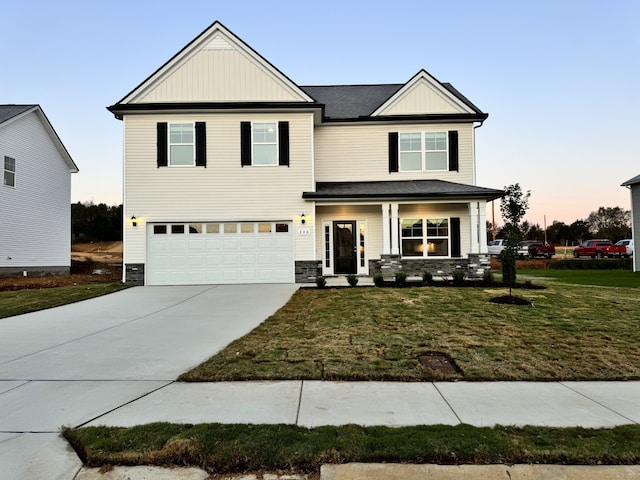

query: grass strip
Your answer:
[0,283,129,319]
[518,269,640,288]
[64,423,640,475]
[179,283,640,382]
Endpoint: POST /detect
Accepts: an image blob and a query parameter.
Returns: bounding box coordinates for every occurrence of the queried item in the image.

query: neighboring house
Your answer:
[0,105,79,276]
[108,21,503,286]
[622,174,640,272]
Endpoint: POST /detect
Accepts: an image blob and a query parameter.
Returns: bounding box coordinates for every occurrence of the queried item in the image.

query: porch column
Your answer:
[390,202,400,255]
[381,203,390,255]
[478,201,488,253]
[469,202,480,254]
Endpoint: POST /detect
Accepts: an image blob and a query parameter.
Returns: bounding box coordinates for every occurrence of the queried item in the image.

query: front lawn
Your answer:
[0,282,129,319]
[519,268,640,288]
[180,281,640,382]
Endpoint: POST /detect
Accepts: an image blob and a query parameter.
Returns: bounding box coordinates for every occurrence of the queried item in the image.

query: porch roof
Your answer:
[303,180,505,201]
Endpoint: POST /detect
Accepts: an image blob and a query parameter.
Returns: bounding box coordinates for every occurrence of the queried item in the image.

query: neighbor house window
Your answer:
[399,132,448,171]
[4,156,15,187]
[169,123,195,166]
[401,218,449,257]
[252,122,278,165]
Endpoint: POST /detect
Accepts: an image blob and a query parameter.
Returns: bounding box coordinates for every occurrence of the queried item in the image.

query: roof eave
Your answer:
[303,191,504,201]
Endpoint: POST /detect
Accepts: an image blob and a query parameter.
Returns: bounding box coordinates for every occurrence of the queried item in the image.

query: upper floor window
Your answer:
[169,123,195,166]
[252,122,278,166]
[4,156,15,187]
[399,132,448,171]
[240,121,289,167]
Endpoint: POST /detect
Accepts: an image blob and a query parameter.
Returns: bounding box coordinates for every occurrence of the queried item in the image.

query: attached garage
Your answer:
[146,221,294,285]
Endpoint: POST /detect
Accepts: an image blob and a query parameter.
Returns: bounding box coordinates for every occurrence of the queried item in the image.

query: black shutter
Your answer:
[448,130,459,172]
[157,122,168,167]
[195,122,206,167]
[450,217,461,257]
[278,121,290,166]
[240,121,252,166]
[388,132,398,172]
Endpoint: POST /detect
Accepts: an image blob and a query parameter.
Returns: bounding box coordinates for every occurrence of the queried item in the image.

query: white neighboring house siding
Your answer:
[0,111,73,271]
[123,112,315,267]
[631,183,640,272]
[313,123,475,184]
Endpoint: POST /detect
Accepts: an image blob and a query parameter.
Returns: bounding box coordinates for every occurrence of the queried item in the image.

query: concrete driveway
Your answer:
[0,284,298,480]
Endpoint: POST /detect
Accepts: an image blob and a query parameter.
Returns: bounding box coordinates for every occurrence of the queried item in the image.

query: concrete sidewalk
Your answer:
[85,380,640,429]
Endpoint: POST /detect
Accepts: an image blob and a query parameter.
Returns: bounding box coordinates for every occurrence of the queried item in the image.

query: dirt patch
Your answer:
[0,242,123,291]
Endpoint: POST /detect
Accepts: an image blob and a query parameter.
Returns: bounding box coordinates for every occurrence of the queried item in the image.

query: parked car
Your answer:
[517,240,555,259]
[487,239,505,255]
[615,239,634,257]
[573,239,626,258]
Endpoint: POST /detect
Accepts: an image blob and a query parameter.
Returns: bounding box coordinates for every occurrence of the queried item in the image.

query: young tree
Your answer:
[498,184,530,294]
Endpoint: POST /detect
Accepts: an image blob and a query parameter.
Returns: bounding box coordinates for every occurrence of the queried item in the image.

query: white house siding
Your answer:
[0,112,72,272]
[123,112,315,267]
[313,123,475,185]
[630,183,640,272]
[135,39,308,103]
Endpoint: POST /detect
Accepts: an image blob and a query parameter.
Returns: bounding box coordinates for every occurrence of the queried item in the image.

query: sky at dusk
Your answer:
[2,0,638,227]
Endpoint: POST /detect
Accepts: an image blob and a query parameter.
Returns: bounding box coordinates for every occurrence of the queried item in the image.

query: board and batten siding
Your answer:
[313,123,475,185]
[123,112,315,264]
[137,47,306,103]
[0,112,72,268]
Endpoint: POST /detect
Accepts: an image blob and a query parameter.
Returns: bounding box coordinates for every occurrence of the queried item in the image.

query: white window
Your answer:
[4,156,15,187]
[252,122,278,165]
[401,218,449,257]
[169,123,195,166]
[399,132,448,171]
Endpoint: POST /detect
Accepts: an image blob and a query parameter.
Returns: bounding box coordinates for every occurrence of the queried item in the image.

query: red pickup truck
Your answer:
[572,239,626,258]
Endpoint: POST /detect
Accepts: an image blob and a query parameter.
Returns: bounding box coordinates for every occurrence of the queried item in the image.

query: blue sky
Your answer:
[3,0,638,227]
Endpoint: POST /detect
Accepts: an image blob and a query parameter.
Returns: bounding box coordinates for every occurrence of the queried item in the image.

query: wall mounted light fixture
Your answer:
[131,215,137,227]
[300,213,306,224]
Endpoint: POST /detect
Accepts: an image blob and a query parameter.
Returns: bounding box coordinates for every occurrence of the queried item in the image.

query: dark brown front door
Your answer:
[333,221,357,274]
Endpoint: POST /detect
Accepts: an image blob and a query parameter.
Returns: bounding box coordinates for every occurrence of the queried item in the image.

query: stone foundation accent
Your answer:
[125,263,145,285]
[0,266,70,278]
[295,260,321,283]
[369,256,472,279]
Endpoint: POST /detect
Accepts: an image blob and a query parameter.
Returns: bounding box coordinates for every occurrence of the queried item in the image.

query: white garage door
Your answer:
[147,221,294,285]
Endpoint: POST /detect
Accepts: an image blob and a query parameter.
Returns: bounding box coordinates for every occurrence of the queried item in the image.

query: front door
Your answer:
[333,221,357,274]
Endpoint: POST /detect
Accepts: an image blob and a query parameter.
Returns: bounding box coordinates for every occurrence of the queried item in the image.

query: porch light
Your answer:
[300,213,306,224]
[131,216,137,227]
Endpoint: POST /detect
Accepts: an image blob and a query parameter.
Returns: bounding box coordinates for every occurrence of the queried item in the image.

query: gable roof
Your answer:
[622,174,640,187]
[0,104,78,172]
[303,180,504,201]
[112,21,315,108]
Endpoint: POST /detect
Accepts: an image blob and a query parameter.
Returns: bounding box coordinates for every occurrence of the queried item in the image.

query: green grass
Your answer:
[0,283,129,319]
[180,281,640,382]
[519,268,640,288]
[63,423,640,475]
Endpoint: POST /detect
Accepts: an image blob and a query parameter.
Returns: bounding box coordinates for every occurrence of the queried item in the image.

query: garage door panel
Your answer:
[147,222,294,285]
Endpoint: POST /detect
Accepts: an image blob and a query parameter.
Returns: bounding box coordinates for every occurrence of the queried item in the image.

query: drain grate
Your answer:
[417,352,461,374]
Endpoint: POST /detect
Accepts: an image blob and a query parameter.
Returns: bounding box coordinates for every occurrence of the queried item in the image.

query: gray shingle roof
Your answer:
[303,180,504,201]
[0,105,36,125]
[301,84,403,119]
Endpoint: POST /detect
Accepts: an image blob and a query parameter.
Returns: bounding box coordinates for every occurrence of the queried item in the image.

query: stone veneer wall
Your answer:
[369,255,474,279]
[295,260,321,283]
[125,263,145,285]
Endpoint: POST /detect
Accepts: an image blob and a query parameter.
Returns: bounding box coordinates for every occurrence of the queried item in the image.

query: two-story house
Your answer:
[108,22,503,285]
[1,105,78,277]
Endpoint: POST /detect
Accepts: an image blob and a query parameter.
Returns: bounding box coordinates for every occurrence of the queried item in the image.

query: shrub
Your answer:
[395,271,407,287]
[483,269,494,285]
[422,270,433,284]
[347,274,359,287]
[452,269,465,286]
[315,276,327,288]
[373,273,385,287]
